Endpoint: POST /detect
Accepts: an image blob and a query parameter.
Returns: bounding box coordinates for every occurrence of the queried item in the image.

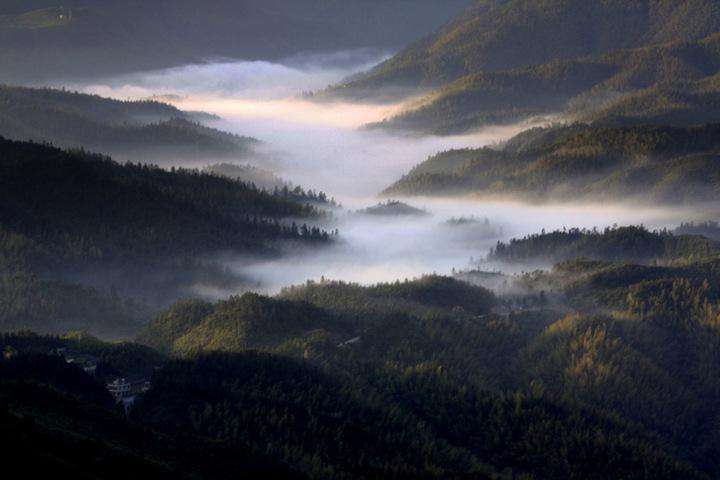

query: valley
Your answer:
[4,2,720,478]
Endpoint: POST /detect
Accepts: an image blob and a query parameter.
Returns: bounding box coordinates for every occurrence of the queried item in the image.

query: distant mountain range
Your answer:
[321,0,720,136]
[0,85,258,162]
[0,0,471,83]
[330,0,720,99]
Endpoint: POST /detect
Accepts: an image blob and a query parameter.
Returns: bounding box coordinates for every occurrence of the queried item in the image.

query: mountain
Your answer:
[139,275,497,355]
[0,0,471,83]
[6,223,720,477]
[384,123,720,203]
[0,137,331,335]
[327,0,720,102]
[132,243,720,477]
[0,333,302,479]
[204,163,339,207]
[364,32,720,135]
[2,330,702,479]
[0,86,259,162]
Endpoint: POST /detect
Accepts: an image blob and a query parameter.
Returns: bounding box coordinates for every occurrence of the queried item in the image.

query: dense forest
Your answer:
[5,234,720,478]
[204,163,339,208]
[0,137,332,335]
[0,86,259,162]
[385,123,720,203]
[327,0,720,101]
[487,226,720,266]
[355,200,429,217]
[4,1,720,478]
[0,0,470,83]
[364,32,720,135]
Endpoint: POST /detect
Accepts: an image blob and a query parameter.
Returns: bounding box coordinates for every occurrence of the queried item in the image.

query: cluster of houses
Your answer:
[54,347,151,414]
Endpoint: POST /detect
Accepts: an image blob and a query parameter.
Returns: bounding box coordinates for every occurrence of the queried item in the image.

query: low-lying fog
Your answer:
[64,51,711,296]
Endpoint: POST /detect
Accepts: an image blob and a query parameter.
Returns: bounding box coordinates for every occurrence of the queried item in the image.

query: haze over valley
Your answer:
[4,2,720,479]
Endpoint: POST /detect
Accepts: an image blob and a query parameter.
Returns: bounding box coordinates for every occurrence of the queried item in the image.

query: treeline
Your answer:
[139,275,498,356]
[1,313,707,479]
[0,137,334,334]
[487,226,720,265]
[4,244,720,477]
[0,137,330,266]
[272,185,338,208]
[0,85,258,161]
[329,0,720,100]
[385,122,720,203]
[356,200,428,217]
[205,164,339,207]
[331,0,720,135]
[369,32,720,135]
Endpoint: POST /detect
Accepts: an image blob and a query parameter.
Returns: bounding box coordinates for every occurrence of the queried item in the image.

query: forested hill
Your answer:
[0,0,470,83]
[0,137,328,265]
[0,86,259,162]
[487,226,720,266]
[385,123,720,203]
[130,256,720,478]
[365,32,720,135]
[5,232,720,477]
[326,0,720,101]
[0,138,331,335]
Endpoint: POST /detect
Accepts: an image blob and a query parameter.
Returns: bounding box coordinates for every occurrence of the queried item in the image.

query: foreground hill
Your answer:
[131,241,720,478]
[0,86,258,162]
[385,123,720,203]
[0,333,302,479]
[5,219,720,477]
[0,0,470,83]
[0,138,330,336]
[327,0,720,102]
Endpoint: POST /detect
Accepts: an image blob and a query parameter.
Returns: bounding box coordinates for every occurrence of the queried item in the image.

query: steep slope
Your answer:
[0,86,258,162]
[368,32,720,134]
[328,0,720,101]
[0,345,303,479]
[0,138,331,334]
[385,123,720,203]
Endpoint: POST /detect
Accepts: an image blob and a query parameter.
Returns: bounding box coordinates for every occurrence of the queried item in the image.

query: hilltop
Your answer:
[0,137,331,336]
[384,123,720,203]
[327,0,720,102]
[364,32,720,134]
[0,85,259,162]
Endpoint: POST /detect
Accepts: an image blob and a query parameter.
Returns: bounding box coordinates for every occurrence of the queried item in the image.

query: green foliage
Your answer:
[329,0,720,101]
[0,349,301,479]
[141,276,498,358]
[386,123,720,203]
[136,351,700,479]
[356,200,428,217]
[488,226,719,265]
[0,137,332,336]
[0,137,328,267]
[6,253,720,477]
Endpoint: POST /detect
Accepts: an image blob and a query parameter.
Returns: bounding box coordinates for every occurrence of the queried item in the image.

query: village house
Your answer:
[107,377,152,414]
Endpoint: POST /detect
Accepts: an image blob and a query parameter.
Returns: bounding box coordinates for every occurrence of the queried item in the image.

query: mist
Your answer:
[61,52,715,298]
